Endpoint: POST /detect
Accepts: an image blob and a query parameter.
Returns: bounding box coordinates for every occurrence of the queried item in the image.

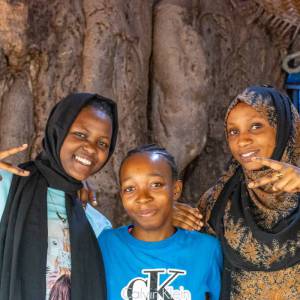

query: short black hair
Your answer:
[120,144,178,180]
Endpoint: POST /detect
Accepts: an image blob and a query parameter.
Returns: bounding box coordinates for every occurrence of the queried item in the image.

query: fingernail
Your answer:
[92,200,98,206]
[248,182,254,188]
[198,223,203,229]
[22,144,28,147]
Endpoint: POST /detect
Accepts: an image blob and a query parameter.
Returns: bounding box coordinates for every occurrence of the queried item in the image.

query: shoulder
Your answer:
[0,170,13,220]
[0,169,13,188]
[85,204,112,238]
[86,204,111,226]
[0,169,13,199]
[99,226,126,240]
[181,230,222,267]
[180,229,221,252]
[98,226,127,247]
[198,185,218,211]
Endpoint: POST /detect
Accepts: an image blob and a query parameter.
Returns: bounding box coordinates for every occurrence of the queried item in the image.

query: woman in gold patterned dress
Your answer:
[174,85,300,300]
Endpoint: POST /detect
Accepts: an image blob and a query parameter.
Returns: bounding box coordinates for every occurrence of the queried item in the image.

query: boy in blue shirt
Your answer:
[99,144,222,300]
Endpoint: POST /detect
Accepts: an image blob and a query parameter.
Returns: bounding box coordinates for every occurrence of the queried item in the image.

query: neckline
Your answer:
[47,188,67,223]
[120,226,183,249]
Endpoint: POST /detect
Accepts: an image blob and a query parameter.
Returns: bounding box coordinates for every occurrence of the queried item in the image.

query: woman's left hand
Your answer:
[173,202,203,231]
[248,157,300,193]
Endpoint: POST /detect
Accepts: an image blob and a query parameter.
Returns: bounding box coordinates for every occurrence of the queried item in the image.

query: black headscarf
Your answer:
[202,86,300,299]
[0,93,118,300]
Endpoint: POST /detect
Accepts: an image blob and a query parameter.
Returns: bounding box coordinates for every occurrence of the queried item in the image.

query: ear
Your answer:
[173,180,183,201]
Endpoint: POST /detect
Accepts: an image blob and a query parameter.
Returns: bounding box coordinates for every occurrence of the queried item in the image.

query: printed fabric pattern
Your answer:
[199,86,300,299]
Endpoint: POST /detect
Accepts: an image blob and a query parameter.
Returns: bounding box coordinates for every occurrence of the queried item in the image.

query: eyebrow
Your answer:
[227,117,266,127]
[71,124,111,139]
[121,173,164,183]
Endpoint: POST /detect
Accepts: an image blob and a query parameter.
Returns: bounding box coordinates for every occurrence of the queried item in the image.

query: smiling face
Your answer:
[226,102,276,170]
[60,106,113,181]
[120,152,182,240]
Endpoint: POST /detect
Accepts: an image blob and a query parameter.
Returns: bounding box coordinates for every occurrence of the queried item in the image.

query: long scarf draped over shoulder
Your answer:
[0,93,118,300]
[199,86,300,299]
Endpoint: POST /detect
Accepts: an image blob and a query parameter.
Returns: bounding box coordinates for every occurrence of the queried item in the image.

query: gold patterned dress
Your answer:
[199,86,300,300]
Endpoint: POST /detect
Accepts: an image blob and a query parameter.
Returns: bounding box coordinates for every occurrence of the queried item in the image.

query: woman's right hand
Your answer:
[78,181,98,209]
[0,144,30,176]
[173,202,204,231]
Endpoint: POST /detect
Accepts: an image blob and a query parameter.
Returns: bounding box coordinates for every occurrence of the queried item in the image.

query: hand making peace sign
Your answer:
[248,157,300,193]
[0,144,30,177]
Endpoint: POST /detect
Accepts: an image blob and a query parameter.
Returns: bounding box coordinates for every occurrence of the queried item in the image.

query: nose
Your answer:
[82,140,97,154]
[237,132,253,148]
[136,188,153,204]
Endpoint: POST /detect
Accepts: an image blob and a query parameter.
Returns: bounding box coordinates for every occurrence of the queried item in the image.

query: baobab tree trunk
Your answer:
[0,0,295,225]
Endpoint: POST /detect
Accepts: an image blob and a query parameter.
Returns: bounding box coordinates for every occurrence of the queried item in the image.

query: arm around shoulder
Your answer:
[85,204,112,238]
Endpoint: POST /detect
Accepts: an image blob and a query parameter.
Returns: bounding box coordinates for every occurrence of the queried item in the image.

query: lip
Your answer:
[73,154,94,168]
[136,208,157,218]
[238,150,259,163]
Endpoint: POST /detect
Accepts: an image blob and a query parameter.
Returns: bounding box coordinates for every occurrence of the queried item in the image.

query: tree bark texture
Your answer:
[0,0,296,225]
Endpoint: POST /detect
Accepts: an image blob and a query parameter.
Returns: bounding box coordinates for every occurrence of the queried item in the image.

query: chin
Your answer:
[241,162,264,171]
[66,170,90,181]
[74,175,88,181]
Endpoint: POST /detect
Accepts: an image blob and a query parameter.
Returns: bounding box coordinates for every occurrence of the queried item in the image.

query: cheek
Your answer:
[59,144,69,164]
[266,141,276,158]
[263,130,276,156]
[227,138,238,155]
[124,203,137,219]
[95,150,110,167]
[121,197,134,213]
[159,193,173,210]
[60,137,75,159]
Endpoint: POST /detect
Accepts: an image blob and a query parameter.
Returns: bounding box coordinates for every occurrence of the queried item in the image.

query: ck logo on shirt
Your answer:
[121,268,191,300]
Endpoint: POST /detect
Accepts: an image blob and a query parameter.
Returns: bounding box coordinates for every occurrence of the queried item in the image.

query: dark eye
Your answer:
[251,123,263,130]
[151,182,163,188]
[227,128,239,136]
[73,132,86,139]
[123,186,135,193]
[97,140,109,149]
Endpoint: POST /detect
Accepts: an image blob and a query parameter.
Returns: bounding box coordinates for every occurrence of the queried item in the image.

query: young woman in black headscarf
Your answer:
[0,92,118,300]
[173,86,300,299]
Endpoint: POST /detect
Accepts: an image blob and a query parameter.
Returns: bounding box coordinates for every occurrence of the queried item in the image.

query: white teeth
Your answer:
[75,155,92,166]
[241,152,255,158]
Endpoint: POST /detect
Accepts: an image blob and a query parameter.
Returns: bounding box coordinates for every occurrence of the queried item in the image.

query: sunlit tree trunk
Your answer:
[0,0,296,224]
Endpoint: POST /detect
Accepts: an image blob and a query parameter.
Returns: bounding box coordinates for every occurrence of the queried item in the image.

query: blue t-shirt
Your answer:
[0,169,111,299]
[99,226,222,300]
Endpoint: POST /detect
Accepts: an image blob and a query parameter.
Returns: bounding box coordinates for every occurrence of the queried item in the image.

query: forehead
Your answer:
[77,106,110,119]
[71,106,112,127]
[226,94,277,128]
[120,153,172,178]
[226,102,269,125]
